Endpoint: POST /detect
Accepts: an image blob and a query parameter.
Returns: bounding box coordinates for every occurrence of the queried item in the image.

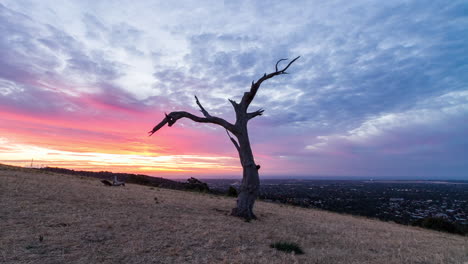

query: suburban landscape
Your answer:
[207,179,468,234]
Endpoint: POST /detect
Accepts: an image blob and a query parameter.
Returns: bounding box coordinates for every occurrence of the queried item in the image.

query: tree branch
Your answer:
[275,59,288,72]
[241,56,300,109]
[247,109,264,120]
[225,129,240,153]
[194,95,211,117]
[228,99,238,109]
[148,115,169,136]
[148,111,236,136]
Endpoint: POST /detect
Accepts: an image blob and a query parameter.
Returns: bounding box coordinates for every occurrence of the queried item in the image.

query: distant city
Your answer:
[205,179,468,230]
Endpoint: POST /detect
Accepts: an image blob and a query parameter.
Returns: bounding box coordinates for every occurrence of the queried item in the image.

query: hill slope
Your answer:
[1,164,467,264]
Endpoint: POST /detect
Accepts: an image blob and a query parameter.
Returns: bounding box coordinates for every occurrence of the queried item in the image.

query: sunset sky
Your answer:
[1,1,467,179]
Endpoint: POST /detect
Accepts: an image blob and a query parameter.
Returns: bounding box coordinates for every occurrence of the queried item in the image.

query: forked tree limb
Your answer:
[228,99,243,123]
[148,111,236,136]
[241,56,300,109]
[149,57,299,136]
[247,109,264,120]
[228,99,240,111]
[195,95,211,117]
[275,59,288,71]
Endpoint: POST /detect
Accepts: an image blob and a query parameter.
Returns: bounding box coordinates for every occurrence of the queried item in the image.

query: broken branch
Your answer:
[247,109,264,120]
[225,129,240,153]
[241,56,300,109]
[195,95,211,117]
[149,111,237,136]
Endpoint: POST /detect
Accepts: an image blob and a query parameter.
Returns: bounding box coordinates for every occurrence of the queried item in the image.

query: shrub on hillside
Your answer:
[416,217,464,235]
[270,241,304,254]
[130,175,151,185]
[227,186,238,197]
[185,177,210,192]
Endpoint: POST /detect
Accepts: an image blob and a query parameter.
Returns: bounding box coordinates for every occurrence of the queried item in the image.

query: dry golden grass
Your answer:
[1,164,467,264]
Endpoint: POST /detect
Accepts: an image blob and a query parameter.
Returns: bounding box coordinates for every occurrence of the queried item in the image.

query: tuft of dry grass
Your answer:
[1,164,467,264]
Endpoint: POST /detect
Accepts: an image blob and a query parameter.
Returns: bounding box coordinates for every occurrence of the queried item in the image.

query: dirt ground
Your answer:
[1,165,467,263]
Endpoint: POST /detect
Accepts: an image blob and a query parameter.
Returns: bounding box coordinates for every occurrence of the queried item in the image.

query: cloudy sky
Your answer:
[0,1,467,179]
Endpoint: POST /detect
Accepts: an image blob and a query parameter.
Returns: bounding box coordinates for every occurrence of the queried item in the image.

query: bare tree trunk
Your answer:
[231,128,260,220]
[233,165,259,220]
[148,57,299,220]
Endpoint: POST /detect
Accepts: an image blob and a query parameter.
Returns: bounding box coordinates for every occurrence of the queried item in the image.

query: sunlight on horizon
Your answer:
[0,137,240,177]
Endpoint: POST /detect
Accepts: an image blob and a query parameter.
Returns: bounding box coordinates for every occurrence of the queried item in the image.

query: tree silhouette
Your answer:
[149,56,300,220]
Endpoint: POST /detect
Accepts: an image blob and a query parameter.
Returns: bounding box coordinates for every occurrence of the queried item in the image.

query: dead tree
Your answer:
[149,57,300,220]
[112,176,125,186]
[101,179,113,186]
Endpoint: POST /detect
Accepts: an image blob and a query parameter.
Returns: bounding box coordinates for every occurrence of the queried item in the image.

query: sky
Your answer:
[0,1,467,179]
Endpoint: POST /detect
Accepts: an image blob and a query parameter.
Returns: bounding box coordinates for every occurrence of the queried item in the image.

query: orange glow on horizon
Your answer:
[0,108,231,155]
[0,91,244,177]
[0,137,241,177]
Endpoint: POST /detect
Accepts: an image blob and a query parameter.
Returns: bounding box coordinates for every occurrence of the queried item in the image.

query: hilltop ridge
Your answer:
[1,164,467,263]
[38,166,209,192]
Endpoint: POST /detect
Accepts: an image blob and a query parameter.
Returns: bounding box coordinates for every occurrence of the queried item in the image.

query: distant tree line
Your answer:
[412,217,467,235]
[40,167,209,192]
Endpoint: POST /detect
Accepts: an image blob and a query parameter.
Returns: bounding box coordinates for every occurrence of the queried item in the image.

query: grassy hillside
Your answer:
[1,164,467,264]
[38,167,209,192]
